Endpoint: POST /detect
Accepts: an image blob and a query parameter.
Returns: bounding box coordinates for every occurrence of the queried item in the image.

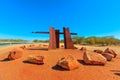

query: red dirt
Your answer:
[0,45,120,80]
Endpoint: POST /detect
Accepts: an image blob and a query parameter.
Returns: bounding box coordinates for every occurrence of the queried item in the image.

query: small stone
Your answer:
[74,47,78,49]
[80,47,86,51]
[8,49,23,60]
[61,45,64,48]
[29,44,35,47]
[104,48,117,58]
[94,49,103,54]
[102,53,113,61]
[20,45,26,49]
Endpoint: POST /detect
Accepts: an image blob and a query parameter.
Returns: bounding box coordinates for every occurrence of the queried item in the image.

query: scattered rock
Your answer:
[20,45,26,49]
[26,55,44,65]
[74,47,78,49]
[94,49,103,54]
[104,48,117,58]
[83,51,107,65]
[57,55,79,70]
[8,49,23,60]
[39,44,42,47]
[80,47,86,51]
[61,45,64,48]
[43,44,48,47]
[29,44,35,47]
[102,53,113,61]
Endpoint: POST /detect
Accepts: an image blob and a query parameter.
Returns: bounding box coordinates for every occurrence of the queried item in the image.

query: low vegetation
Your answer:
[33,39,49,43]
[72,36,120,46]
[0,39,28,42]
[33,36,120,46]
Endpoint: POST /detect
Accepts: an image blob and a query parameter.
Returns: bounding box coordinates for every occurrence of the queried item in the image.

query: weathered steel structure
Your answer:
[32,27,77,49]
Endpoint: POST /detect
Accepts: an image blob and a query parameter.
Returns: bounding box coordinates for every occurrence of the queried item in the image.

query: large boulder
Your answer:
[83,51,107,65]
[57,55,80,70]
[26,55,44,65]
[104,48,117,58]
[102,53,113,61]
[8,49,23,60]
[94,49,103,54]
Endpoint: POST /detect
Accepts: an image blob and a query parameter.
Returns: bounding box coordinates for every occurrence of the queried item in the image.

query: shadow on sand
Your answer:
[110,70,120,76]
[52,65,69,71]
[23,60,44,65]
[77,60,86,65]
[0,58,10,62]
[26,48,48,51]
[77,60,105,66]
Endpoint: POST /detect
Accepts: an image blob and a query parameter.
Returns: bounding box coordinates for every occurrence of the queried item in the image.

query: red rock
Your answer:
[102,53,113,61]
[94,49,103,54]
[83,51,107,65]
[39,44,42,47]
[27,55,44,65]
[8,49,23,60]
[74,47,78,49]
[43,44,48,47]
[61,45,64,48]
[29,44,35,47]
[20,45,26,49]
[57,55,79,70]
[80,47,86,51]
[104,48,117,58]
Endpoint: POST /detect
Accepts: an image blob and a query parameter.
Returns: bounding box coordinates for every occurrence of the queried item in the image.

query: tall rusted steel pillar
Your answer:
[63,27,75,49]
[48,27,57,49]
[55,30,60,48]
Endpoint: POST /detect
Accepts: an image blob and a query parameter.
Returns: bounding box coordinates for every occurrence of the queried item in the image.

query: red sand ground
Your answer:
[0,44,120,80]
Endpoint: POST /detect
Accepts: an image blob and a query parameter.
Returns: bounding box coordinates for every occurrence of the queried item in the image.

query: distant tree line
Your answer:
[32,36,120,46]
[33,39,49,43]
[72,36,120,46]
[33,39,65,43]
[0,39,28,42]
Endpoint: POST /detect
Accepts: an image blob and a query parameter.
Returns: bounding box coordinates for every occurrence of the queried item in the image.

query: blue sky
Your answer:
[0,0,120,40]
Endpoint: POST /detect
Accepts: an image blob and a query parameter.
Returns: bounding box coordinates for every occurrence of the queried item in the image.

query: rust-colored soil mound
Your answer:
[0,45,120,80]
